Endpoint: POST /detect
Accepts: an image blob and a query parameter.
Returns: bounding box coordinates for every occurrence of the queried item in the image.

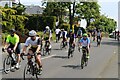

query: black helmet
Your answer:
[10,29,16,33]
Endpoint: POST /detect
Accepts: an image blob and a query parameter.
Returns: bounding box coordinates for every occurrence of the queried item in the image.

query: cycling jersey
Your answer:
[24,37,41,48]
[68,33,75,43]
[44,30,52,40]
[77,29,82,36]
[6,34,19,45]
[62,31,67,38]
[80,38,90,47]
[97,32,101,36]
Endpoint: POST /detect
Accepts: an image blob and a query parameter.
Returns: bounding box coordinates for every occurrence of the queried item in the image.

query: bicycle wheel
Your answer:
[48,49,51,55]
[23,64,33,80]
[35,64,41,79]
[42,47,46,56]
[81,53,86,69]
[3,55,11,74]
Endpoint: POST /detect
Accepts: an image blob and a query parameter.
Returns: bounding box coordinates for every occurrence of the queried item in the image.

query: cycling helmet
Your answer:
[29,30,37,36]
[10,29,16,33]
[83,33,88,37]
[46,26,49,29]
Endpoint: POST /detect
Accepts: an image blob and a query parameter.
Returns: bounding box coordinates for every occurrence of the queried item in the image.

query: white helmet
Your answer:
[46,26,49,29]
[29,30,37,36]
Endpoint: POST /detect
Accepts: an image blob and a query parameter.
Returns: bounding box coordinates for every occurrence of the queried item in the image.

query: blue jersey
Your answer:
[79,38,90,47]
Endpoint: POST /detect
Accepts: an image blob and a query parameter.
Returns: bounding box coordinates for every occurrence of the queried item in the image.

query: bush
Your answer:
[2,33,8,45]
[25,15,56,31]
[101,32,109,37]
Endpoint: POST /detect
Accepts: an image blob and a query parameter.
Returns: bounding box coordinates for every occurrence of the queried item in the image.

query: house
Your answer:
[0,0,15,7]
[24,5,45,15]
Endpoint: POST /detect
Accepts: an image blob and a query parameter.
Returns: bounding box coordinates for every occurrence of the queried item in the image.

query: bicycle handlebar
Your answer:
[20,52,37,60]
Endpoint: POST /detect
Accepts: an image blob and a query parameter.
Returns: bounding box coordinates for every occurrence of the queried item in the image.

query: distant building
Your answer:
[24,5,45,15]
[0,0,15,7]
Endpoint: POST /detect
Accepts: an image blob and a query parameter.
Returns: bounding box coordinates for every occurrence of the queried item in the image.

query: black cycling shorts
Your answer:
[8,43,21,54]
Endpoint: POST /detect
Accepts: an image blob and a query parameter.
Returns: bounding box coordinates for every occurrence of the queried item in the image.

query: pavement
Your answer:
[0,37,118,79]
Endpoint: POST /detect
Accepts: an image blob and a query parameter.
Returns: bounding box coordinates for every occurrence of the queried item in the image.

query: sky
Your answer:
[16,0,119,28]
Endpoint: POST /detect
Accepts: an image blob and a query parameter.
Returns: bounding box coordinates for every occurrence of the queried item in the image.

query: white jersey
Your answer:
[55,29,60,34]
[64,31,67,38]
[24,37,40,47]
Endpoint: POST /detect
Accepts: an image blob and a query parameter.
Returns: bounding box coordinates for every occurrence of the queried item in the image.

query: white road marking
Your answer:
[41,54,56,60]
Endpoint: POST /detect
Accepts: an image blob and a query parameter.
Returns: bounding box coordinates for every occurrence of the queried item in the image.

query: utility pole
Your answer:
[69,0,75,29]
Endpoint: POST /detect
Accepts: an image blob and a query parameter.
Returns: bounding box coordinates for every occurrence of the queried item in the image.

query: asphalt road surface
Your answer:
[1,37,118,79]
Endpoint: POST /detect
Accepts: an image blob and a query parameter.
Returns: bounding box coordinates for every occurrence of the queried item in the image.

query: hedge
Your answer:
[25,15,56,31]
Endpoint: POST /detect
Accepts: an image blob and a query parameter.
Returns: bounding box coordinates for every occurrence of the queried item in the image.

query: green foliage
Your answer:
[12,2,26,15]
[87,25,96,31]
[76,2,100,27]
[1,6,28,33]
[59,23,70,32]
[25,15,56,31]
[92,15,116,33]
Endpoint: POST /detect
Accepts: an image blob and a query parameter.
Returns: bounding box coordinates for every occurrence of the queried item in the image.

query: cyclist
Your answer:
[77,28,82,46]
[21,30,42,75]
[3,29,21,71]
[55,28,61,42]
[92,29,96,41]
[79,33,90,59]
[43,26,52,49]
[96,29,102,42]
[68,29,75,54]
[61,29,67,48]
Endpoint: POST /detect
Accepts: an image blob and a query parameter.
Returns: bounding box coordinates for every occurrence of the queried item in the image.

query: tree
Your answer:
[1,6,27,32]
[76,2,100,27]
[12,2,26,15]
[90,15,117,33]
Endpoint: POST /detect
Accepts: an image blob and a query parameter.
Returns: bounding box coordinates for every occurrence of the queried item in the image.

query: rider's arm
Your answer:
[87,38,90,49]
[22,46,27,54]
[49,30,52,41]
[79,38,83,46]
[36,38,41,53]
[13,42,19,51]
[13,35,19,51]
[22,38,29,53]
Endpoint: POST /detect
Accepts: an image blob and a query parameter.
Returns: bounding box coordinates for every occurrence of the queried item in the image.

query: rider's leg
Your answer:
[15,43,21,68]
[36,53,42,68]
[27,49,33,65]
[86,47,90,59]
[36,52,42,74]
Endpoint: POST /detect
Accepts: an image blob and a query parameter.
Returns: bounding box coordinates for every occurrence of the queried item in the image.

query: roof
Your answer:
[24,5,45,15]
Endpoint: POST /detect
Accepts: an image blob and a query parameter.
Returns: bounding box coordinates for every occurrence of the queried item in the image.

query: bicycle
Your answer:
[97,37,101,47]
[2,48,17,74]
[68,43,75,58]
[42,40,51,56]
[21,52,41,80]
[80,47,89,69]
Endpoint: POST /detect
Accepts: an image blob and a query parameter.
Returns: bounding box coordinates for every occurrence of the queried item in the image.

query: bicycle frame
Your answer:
[22,52,40,79]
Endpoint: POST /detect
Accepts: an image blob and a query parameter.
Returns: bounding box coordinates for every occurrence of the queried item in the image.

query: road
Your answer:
[1,38,118,79]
